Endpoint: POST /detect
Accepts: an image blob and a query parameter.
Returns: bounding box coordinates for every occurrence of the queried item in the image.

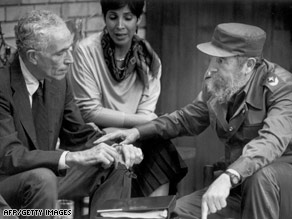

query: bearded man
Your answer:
[95,23,292,219]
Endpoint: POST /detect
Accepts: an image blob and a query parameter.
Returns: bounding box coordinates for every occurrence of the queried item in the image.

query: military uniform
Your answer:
[137,59,292,219]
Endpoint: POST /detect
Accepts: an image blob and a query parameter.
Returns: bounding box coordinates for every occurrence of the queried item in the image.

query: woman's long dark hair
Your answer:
[100,0,145,18]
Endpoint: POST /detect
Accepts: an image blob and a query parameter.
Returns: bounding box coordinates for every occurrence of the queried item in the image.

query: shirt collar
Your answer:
[224,62,267,111]
[243,62,268,110]
[19,55,40,96]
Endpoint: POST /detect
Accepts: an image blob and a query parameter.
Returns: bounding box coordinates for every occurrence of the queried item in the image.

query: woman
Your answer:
[69,0,187,197]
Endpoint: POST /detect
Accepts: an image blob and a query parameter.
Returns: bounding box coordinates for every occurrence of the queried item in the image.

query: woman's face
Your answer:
[105,5,141,49]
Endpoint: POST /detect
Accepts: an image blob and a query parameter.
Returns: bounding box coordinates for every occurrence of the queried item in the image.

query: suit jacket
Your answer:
[0,57,103,176]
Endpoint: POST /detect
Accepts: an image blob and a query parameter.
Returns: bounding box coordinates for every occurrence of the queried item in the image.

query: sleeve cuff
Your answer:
[136,122,158,140]
[58,151,70,170]
[226,168,241,179]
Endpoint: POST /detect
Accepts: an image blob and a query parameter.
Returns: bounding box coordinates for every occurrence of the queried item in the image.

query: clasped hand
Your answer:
[91,128,142,169]
[110,143,144,169]
[66,140,143,169]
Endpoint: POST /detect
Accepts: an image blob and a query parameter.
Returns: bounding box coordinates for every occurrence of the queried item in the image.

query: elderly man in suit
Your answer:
[0,10,143,219]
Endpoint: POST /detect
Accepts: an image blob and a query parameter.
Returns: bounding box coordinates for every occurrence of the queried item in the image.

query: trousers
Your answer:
[0,195,18,219]
[174,161,292,219]
[0,163,131,219]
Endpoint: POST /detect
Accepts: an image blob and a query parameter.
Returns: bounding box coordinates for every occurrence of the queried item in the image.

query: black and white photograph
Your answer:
[0,0,292,218]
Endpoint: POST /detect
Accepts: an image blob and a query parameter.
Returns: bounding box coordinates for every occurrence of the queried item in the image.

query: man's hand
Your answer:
[201,173,232,219]
[65,142,120,168]
[115,144,144,169]
[94,128,140,145]
[65,141,143,169]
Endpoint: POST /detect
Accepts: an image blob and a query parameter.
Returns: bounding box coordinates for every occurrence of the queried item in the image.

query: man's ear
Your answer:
[26,49,38,65]
[246,57,256,73]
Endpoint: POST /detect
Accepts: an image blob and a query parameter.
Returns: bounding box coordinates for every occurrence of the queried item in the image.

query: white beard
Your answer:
[206,72,248,104]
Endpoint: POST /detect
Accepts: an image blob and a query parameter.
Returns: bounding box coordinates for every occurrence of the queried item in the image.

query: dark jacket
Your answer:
[137,59,292,181]
[0,57,102,176]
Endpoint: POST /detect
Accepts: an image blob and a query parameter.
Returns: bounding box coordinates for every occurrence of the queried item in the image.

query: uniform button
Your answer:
[229,127,234,132]
[242,109,246,114]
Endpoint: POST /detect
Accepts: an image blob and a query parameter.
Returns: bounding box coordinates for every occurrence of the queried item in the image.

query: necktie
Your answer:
[32,81,49,150]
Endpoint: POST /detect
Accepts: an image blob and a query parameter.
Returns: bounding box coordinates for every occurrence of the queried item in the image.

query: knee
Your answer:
[243,164,279,191]
[174,190,204,219]
[149,183,169,197]
[23,168,58,199]
[27,168,57,187]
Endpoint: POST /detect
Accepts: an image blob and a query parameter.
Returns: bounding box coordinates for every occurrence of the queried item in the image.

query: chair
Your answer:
[203,161,225,187]
[73,197,89,219]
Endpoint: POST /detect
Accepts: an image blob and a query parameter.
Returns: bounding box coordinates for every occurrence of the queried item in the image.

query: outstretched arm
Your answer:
[94,128,141,145]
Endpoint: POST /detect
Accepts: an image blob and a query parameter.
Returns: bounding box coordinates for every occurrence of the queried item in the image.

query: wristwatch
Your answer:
[224,171,240,187]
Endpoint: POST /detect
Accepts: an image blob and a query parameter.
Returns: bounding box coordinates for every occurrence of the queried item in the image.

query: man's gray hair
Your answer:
[15,10,65,53]
[236,55,263,69]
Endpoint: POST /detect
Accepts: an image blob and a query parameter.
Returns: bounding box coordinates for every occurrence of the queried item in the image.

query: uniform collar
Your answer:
[243,61,269,110]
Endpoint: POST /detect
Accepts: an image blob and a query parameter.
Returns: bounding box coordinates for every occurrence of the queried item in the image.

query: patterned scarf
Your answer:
[101,28,160,89]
